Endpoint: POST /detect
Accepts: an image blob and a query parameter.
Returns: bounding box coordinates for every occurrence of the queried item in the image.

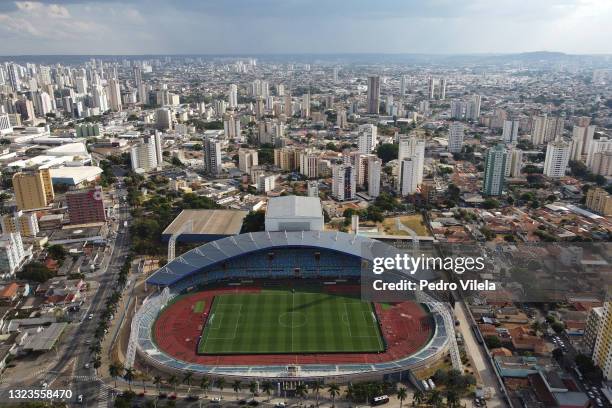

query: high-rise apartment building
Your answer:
[505,148,523,178]
[483,144,507,196]
[66,186,106,225]
[332,163,356,201]
[427,77,435,100]
[358,124,377,154]
[228,84,238,108]
[543,140,570,178]
[156,108,173,130]
[465,95,481,121]
[585,188,612,216]
[223,111,241,141]
[399,158,418,196]
[398,136,425,191]
[203,137,222,176]
[107,78,122,111]
[336,109,348,129]
[531,115,548,146]
[590,152,612,177]
[0,232,26,276]
[367,156,381,198]
[12,169,54,211]
[238,148,258,174]
[593,302,612,379]
[274,147,300,171]
[448,122,464,153]
[367,76,380,114]
[130,133,163,172]
[0,211,39,237]
[450,100,464,120]
[502,120,519,144]
[587,137,612,169]
[439,78,447,100]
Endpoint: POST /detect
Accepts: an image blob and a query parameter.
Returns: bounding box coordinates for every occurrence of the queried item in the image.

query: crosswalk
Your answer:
[70,376,115,407]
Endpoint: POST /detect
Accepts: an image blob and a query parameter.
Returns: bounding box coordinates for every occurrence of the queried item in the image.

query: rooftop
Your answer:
[162,209,248,237]
[266,196,323,218]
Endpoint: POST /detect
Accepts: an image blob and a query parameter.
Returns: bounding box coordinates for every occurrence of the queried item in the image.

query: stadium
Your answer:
[128,229,458,383]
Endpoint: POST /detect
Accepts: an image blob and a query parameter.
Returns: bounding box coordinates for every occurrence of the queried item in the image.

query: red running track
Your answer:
[152,285,433,366]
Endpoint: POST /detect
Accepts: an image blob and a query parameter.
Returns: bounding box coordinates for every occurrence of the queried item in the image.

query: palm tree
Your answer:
[183,373,193,393]
[200,376,211,398]
[153,376,163,394]
[445,390,459,408]
[397,388,408,408]
[217,377,226,399]
[109,362,123,388]
[89,343,101,355]
[310,381,322,406]
[413,389,424,407]
[124,367,135,392]
[328,383,340,407]
[428,390,443,408]
[344,385,354,403]
[261,381,273,401]
[232,380,242,400]
[167,375,178,394]
[248,381,258,398]
[295,384,308,405]
[92,356,102,376]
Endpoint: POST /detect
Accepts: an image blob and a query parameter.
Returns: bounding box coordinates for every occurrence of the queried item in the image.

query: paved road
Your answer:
[46,185,131,406]
[454,301,506,408]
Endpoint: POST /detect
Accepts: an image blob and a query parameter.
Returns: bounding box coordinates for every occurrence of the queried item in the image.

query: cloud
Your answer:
[0,0,611,55]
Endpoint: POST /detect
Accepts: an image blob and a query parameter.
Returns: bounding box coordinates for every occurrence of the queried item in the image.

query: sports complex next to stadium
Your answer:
[129,228,459,382]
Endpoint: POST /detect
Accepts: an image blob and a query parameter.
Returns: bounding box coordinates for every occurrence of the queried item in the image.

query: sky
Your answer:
[0,0,611,55]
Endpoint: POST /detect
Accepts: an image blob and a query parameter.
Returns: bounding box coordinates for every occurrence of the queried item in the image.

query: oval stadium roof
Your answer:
[147,230,406,287]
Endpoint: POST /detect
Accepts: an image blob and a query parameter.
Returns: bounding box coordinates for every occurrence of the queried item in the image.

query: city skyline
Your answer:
[1,0,612,55]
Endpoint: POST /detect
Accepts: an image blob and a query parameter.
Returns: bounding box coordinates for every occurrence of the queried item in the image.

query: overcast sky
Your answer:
[0,0,611,55]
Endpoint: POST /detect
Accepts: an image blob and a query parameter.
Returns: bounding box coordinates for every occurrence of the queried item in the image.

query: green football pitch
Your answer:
[197,290,385,355]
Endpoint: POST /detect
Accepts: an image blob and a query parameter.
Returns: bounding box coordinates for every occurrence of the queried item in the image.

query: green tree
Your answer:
[232,380,242,399]
[328,383,340,407]
[295,383,308,403]
[397,387,408,408]
[427,390,443,408]
[413,389,424,406]
[153,375,163,393]
[248,381,258,398]
[109,362,124,388]
[241,211,266,232]
[47,244,67,262]
[484,335,502,348]
[17,262,55,282]
[261,381,273,401]
[200,376,211,398]
[376,143,399,163]
[123,367,135,391]
[183,373,193,393]
[310,381,323,406]
[217,377,226,399]
[167,375,179,394]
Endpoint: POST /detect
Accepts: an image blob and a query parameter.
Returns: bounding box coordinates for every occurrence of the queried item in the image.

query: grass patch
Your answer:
[198,289,384,355]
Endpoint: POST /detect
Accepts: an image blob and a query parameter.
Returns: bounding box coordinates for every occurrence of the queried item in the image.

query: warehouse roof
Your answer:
[50,166,102,185]
[162,209,248,237]
[266,196,322,218]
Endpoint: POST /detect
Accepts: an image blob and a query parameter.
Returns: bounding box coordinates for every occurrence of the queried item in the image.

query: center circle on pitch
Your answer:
[278,312,307,328]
